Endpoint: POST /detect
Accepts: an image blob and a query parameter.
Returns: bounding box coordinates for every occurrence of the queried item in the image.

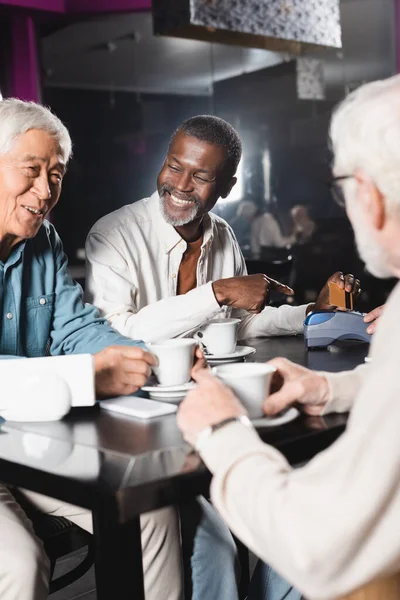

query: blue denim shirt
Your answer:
[0,221,144,357]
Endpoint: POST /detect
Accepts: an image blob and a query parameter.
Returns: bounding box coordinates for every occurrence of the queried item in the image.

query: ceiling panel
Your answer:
[42,0,395,97]
[42,12,284,95]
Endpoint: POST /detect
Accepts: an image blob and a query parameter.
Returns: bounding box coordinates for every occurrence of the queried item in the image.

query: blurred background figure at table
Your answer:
[251,204,317,259]
[290,204,316,245]
[229,199,259,251]
[250,209,290,258]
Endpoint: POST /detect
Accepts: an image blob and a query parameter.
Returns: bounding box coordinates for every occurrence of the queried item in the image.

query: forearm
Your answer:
[106,282,222,343]
[321,364,370,414]
[237,304,307,339]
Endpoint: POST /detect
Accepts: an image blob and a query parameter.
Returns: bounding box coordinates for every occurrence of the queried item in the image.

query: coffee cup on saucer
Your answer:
[212,362,276,418]
[148,339,197,386]
[193,318,240,355]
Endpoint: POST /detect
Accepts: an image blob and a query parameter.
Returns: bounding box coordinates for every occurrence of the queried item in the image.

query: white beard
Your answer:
[350,205,393,279]
[159,195,201,227]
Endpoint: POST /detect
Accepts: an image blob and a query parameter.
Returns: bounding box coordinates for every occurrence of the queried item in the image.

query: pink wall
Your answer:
[67,0,151,12]
[1,0,152,102]
[8,14,41,101]
[0,0,151,11]
[0,0,64,11]
[396,0,400,72]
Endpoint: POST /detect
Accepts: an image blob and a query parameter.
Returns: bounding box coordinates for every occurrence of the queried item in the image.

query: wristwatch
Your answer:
[194,414,253,453]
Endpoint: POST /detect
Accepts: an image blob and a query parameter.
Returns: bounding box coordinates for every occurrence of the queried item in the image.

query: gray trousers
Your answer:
[0,484,183,600]
[0,484,239,600]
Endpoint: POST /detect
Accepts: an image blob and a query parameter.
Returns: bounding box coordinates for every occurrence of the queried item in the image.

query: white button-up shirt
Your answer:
[85,192,307,343]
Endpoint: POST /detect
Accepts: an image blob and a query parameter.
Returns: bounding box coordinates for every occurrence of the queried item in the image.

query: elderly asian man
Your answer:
[0,99,236,600]
[177,75,400,600]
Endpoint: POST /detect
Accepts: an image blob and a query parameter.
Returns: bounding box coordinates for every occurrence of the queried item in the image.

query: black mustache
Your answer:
[159,185,198,204]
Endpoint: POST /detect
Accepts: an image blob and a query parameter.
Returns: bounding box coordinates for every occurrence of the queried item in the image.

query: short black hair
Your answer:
[170,115,242,178]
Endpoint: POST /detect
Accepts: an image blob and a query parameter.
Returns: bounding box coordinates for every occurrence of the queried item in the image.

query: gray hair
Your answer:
[170,115,242,178]
[330,74,400,214]
[0,98,72,162]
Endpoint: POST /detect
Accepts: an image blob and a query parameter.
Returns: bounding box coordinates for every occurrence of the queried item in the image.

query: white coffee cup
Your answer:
[148,339,197,386]
[193,318,240,355]
[212,363,276,418]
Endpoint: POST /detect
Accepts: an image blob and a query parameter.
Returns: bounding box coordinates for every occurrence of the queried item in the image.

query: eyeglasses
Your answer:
[330,175,353,208]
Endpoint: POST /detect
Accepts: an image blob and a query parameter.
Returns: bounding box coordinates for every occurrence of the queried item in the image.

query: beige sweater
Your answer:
[200,282,400,600]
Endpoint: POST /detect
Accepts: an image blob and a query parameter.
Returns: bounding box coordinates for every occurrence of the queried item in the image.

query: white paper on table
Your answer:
[100,396,177,419]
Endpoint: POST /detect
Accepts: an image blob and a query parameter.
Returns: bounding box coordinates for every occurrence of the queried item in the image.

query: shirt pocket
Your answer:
[24,293,55,357]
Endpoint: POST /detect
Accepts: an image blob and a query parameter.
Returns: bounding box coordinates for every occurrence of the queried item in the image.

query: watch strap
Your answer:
[194,414,252,453]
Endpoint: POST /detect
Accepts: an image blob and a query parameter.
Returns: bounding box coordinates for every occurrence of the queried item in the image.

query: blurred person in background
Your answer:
[250,209,290,257]
[229,199,258,251]
[290,204,316,244]
[251,204,316,259]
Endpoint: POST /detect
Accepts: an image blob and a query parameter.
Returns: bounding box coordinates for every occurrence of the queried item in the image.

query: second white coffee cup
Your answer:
[149,339,197,386]
[212,362,276,418]
[193,318,240,355]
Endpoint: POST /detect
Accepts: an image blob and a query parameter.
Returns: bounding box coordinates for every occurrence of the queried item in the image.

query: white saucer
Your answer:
[141,381,196,402]
[251,407,299,428]
[205,345,256,366]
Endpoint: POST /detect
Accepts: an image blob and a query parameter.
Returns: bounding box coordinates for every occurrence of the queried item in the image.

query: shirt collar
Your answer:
[1,239,26,269]
[150,191,215,253]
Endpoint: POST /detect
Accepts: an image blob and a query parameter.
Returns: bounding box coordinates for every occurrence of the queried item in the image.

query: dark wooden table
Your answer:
[0,336,368,599]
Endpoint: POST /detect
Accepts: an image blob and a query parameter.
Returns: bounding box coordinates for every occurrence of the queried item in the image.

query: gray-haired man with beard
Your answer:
[85,115,359,600]
[86,116,355,345]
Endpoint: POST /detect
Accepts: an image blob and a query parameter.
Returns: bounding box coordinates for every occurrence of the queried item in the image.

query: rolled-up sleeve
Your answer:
[85,231,222,342]
[237,304,307,339]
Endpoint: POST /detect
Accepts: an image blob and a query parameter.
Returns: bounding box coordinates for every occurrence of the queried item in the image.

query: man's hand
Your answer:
[212,274,294,314]
[264,357,330,416]
[191,345,208,377]
[177,368,246,446]
[308,271,361,313]
[94,346,157,398]
[363,304,384,334]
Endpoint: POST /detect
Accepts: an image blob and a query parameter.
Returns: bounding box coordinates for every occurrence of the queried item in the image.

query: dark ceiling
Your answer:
[41,0,395,97]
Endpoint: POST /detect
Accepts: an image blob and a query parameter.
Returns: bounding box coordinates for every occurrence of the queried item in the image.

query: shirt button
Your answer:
[6,312,13,320]
[39,298,46,305]
[171,273,176,279]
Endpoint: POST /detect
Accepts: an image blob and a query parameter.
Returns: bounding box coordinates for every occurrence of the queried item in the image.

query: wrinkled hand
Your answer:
[309,271,361,313]
[363,304,384,335]
[177,368,246,446]
[264,357,330,417]
[94,346,157,398]
[212,274,294,314]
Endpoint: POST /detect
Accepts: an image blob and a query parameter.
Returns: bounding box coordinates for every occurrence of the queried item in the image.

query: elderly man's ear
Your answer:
[220,177,237,199]
[354,170,386,231]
